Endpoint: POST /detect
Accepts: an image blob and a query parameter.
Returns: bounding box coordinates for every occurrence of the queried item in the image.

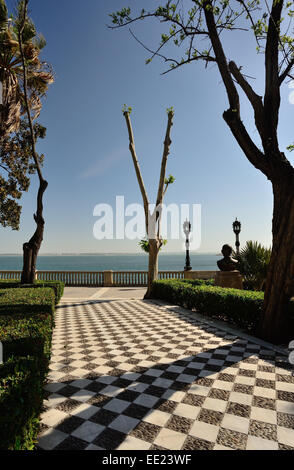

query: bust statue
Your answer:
[217,244,239,272]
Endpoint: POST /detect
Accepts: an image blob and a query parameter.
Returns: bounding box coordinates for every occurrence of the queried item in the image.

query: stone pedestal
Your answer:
[103,270,113,287]
[214,270,243,290]
[184,270,217,280]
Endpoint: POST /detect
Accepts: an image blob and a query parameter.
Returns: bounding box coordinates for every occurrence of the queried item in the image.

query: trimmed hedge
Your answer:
[0,357,46,450]
[0,312,54,363]
[0,286,56,449]
[0,279,64,304]
[34,281,64,304]
[151,280,294,333]
[0,287,55,316]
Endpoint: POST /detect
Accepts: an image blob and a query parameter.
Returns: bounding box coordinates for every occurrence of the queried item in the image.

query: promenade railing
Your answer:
[0,270,217,287]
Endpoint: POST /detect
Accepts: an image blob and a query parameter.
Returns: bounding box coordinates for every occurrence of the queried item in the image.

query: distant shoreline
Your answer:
[0,253,219,271]
[0,252,219,257]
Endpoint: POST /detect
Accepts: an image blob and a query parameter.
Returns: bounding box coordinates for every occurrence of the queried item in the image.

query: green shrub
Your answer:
[0,295,56,449]
[34,281,64,304]
[151,280,294,334]
[234,241,271,291]
[0,287,55,316]
[0,357,46,450]
[0,280,64,304]
[151,280,265,332]
[0,312,54,363]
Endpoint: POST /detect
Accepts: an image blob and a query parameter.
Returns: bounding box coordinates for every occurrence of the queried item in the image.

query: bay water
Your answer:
[0,253,219,272]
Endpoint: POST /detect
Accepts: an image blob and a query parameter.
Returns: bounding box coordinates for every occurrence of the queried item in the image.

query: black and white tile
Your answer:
[36,299,294,450]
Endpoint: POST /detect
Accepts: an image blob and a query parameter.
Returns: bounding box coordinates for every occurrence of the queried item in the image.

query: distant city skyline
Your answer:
[1,0,290,255]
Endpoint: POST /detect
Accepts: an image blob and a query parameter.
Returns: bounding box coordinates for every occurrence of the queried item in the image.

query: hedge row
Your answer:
[0,312,54,363]
[0,287,55,316]
[151,279,264,332]
[0,357,47,450]
[0,279,64,304]
[0,286,57,449]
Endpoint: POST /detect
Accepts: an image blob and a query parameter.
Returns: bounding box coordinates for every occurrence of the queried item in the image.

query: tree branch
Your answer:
[0,163,10,174]
[18,0,48,226]
[156,109,174,211]
[223,109,270,178]
[203,1,274,177]
[123,111,150,230]
[264,0,283,148]
[228,61,262,111]
[18,1,45,184]
[228,61,269,148]
[203,1,240,113]
[279,57,294,84]
[129,28,216,75]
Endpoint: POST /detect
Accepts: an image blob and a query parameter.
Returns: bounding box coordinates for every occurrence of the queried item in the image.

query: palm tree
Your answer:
[0,0,53,140]
[235,241,272,291]
[0,0,54,283]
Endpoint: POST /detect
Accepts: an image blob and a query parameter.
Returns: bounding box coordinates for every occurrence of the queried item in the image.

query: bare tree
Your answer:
[111,1,294,343]
[123,106,175,298]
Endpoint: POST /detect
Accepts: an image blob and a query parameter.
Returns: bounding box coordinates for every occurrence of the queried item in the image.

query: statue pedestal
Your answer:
[214,271,243,290]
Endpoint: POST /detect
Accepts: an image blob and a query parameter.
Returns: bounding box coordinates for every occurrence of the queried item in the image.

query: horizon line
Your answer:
[0,251,219,256]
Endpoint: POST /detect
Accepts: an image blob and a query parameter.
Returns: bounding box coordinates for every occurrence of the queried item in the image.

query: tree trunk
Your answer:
[21,179,48,284]
[144,239,160,299]
[259,180,294,344]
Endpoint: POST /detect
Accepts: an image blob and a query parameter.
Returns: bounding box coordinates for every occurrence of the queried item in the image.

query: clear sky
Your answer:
[2,0,294,254]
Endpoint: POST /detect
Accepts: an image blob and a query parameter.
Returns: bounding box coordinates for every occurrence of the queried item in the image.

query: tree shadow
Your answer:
[38,335,291,451]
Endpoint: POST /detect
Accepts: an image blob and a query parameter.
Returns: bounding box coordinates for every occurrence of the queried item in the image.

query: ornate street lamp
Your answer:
[183,220,192,271]
[232,218,241,255]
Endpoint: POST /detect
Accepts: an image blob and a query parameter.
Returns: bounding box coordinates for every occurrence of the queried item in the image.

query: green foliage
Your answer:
[235,241,271,291]
[0,0,8,27]
[151,279,264,332]
[0,356,47,450]
[0,120,46,230]
[0,0,54,138]
[164,174,175,185]
[110,1,294,77]
[0,312,53,362]
[138,238,167,253]
[0,287,55,316]
[0,283,57,449]
[0,0,51,231]
[0,279,64,304]
[152,279,294,334]
[122,103,132,114]
[34,281,64,304]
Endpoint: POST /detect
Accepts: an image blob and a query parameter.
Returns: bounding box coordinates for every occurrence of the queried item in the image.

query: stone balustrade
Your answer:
[0,270,218,287]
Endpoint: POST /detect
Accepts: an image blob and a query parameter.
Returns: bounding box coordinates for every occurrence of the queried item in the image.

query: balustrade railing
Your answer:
[0,270,217,287]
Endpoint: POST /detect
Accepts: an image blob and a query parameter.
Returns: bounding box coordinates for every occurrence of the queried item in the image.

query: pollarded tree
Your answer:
[110,0,294,343]
[0,119,46,230]
[123,105,175,298]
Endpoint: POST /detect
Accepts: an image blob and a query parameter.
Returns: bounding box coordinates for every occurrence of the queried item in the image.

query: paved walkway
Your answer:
[62,287,146,301]
[37,289,294,450]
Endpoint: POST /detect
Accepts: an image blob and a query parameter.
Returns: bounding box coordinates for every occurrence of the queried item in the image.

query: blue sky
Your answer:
[2,0,294,254]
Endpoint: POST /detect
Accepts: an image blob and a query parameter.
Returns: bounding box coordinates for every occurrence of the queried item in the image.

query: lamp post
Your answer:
[183,220,192,271]
[232,218,241,255]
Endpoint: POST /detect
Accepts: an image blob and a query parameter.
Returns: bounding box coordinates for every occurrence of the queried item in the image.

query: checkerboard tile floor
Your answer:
[36,299,294,451]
